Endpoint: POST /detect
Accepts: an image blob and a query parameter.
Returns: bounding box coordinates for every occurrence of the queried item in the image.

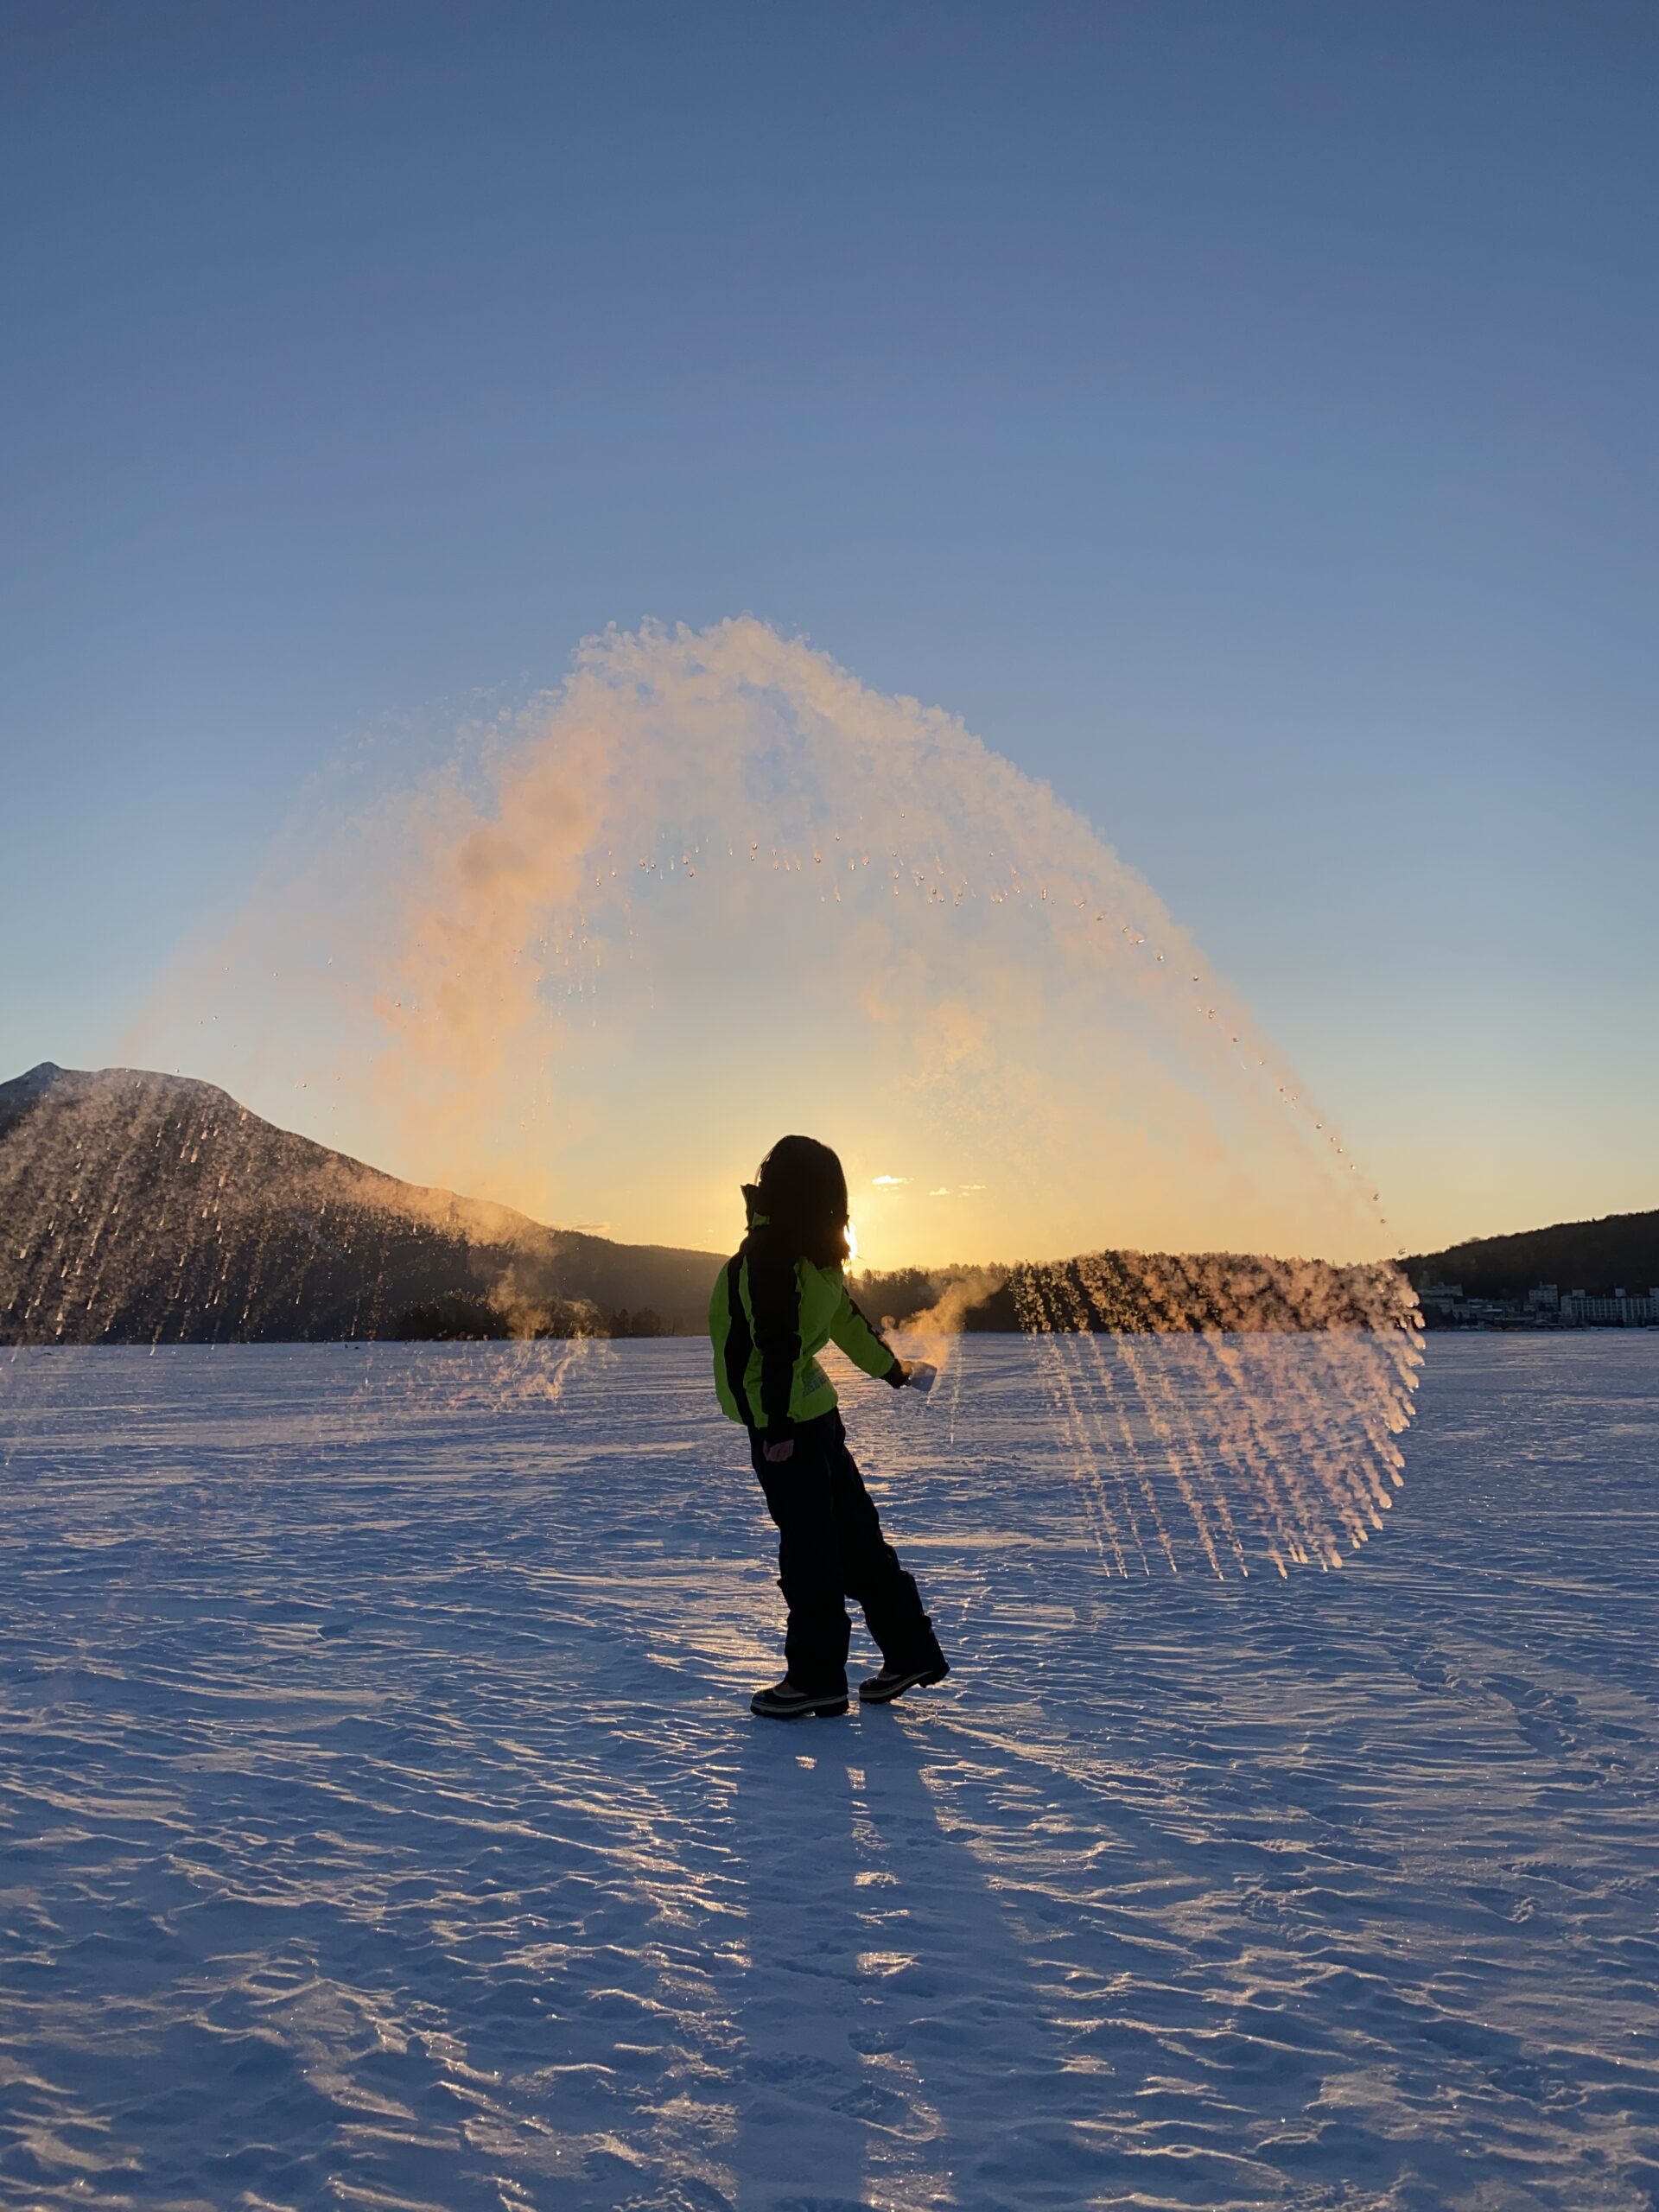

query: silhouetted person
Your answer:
[710,1135,950,1719]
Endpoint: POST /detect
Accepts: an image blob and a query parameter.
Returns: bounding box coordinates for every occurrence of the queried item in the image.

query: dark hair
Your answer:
[743,1135,851,1268]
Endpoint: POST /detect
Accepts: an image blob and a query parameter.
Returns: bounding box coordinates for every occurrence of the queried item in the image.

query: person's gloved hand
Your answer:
[762,1433,795,1463]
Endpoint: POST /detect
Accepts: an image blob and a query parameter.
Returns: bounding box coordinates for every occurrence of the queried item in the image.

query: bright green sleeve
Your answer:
[829,1286,904,1383]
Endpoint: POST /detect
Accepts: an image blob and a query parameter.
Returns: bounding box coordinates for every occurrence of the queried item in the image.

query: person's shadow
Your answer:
[730,1699,1085,2212]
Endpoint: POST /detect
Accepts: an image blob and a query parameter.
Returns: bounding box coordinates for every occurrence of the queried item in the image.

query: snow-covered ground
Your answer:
[1,1336,1655,2212]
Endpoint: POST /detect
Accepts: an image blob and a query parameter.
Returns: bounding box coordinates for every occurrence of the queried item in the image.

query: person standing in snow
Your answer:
[709,1134,950,1719]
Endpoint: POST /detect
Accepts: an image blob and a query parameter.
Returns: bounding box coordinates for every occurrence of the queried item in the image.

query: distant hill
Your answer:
[1402,1210,1659,1302]
[0,1063,726,1345]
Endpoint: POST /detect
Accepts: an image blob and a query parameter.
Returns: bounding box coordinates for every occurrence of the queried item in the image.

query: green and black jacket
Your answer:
[709,1224,906,1440]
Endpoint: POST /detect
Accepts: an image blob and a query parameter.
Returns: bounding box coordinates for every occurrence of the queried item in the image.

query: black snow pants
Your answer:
[748,1408,944,1697]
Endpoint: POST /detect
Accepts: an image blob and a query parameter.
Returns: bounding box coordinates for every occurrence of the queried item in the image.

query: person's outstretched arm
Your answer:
[829,1287,910,1388]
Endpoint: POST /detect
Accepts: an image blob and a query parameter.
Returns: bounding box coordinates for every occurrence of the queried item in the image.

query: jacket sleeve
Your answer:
[829,1287,906,1385]
[747,1238,803,1436]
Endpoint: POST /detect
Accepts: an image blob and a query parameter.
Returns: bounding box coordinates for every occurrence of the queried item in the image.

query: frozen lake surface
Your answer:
[1,1336,1656,2211]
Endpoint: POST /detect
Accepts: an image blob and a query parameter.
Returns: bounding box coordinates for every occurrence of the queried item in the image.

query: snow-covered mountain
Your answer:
[0,1063,725,1344]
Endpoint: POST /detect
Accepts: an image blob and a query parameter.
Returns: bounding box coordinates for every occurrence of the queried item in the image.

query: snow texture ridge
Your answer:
[0,1337,1655,2210]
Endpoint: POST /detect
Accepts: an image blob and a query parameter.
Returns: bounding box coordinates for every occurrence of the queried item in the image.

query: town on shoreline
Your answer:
[1418,1281,1659,1330]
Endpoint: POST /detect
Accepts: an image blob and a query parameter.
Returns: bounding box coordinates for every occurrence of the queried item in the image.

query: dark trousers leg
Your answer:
[752,1416,851,1694]
[826,1414,945,1675]
[752,1412,944,1694]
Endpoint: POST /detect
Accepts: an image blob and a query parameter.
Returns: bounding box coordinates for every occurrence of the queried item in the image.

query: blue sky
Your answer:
[3,0,1654,1252]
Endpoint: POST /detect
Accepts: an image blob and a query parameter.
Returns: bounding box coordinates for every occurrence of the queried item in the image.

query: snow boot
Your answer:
[750,1677,850,1719]
[858,1659,950,1706]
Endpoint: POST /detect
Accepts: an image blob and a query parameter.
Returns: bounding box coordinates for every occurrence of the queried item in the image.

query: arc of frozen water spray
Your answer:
[1009,1266,1127,1578]
[44,616,1423,1542]
[1044,1260,1161,1576]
